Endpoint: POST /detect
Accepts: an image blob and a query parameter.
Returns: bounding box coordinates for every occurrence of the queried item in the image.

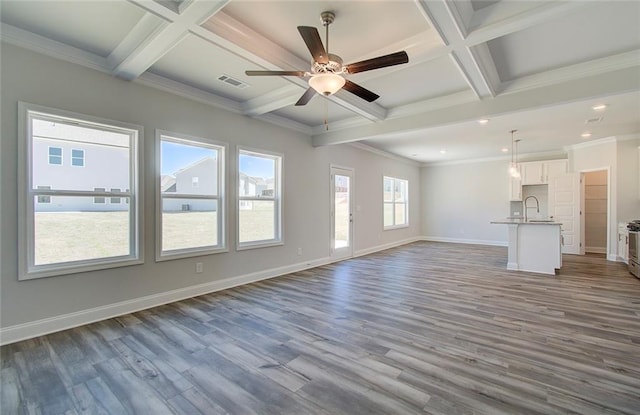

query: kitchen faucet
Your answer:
[523,196,540,222]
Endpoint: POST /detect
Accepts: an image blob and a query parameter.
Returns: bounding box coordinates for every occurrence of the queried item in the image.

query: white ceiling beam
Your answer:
[242,85,302,116]
[414,0,496,99]
[466,1,595,46]
[113,0,229,80]
[312,66,640,146]
[200,11,387,121]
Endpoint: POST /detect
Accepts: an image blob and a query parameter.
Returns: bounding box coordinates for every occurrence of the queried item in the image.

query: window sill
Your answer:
[383,224,409,231]
[236,240,284,251]
[156,247,229,262]
[20,257,144,281]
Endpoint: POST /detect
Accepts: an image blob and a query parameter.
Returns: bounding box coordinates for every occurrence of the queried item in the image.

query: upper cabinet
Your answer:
[521,160,568,185]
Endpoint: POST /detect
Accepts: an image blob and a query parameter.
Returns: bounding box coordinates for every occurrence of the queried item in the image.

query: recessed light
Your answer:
[501,148,509,153]
[581,132,592,138]
[440,149,447,154]
[592,104,607,111]
[478,118,489,125]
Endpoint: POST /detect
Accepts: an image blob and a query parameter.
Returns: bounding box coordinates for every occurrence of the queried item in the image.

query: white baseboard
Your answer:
[354,236,423,257]
[420,236,508,247]
[586,246,607,254]
[0,256,332,346]
[0,236,429,346]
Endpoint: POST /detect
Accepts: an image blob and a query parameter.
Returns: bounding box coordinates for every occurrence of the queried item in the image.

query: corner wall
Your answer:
[0,43,421,342]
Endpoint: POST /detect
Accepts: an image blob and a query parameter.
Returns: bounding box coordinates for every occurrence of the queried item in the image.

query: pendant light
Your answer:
[509,129,521,179]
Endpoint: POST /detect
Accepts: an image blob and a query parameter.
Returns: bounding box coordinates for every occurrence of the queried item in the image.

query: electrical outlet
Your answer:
[195,262,203,273]
[297,248,302,256]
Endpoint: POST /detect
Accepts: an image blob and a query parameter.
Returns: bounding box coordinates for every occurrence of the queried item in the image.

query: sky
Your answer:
[161,141,274,178]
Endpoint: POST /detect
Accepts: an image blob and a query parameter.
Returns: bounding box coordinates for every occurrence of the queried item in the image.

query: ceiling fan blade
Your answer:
[295,87,316,106]
[297,26,328,64]
[342,80,379,102]
[245,70,306,76]
[345,51,409,74]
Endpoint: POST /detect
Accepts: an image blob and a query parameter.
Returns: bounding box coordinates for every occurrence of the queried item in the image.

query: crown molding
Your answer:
[348,142,421,166]
[422,149,568,167]
[136,71,243,113]
[252,113,313,136]
[0,23,109,73]
[564,136,617,152]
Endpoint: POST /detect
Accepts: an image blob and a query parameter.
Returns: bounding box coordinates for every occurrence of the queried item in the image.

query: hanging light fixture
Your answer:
[509,129,521,179]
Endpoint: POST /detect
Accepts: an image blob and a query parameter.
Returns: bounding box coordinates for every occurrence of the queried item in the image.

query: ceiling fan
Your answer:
[245,11,409,106]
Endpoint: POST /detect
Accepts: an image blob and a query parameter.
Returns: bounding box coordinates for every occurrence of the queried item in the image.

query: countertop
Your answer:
[491,218,561,225]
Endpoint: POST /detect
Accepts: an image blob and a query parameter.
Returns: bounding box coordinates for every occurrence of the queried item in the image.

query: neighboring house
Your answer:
[163,157,218,212]
[33,135,129,212]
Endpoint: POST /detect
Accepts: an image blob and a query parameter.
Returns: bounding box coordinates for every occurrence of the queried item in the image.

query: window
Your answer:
[110,188,121,204]
[48,147,62,165]
[37,186,51,204]
[237,148,282,249]
[19,102,142,280]
[94,187,106,204]
[383,176,408,229]
[157,131,226,259]
[71,149,84,166]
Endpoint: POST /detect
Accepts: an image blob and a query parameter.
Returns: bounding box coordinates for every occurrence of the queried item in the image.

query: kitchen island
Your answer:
[491,219,562,275]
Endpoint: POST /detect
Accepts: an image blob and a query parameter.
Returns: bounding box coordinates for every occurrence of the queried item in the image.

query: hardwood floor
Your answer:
[2,242,640,414]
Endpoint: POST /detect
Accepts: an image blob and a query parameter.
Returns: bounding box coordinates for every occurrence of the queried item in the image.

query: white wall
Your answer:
[0,43,421,337]
[616,137,640,223]
[421,159,510,245]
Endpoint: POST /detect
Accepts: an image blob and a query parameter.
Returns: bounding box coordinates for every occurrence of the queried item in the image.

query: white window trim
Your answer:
[18,102,144,280]
[383,175,409,230]
[155,130,228,261]
[236,146,283,251]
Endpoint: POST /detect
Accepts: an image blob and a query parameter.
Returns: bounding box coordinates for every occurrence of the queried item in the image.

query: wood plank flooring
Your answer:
[2,241,640,414]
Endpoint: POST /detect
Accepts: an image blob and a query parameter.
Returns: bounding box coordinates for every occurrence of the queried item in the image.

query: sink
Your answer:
[528,219,554,223]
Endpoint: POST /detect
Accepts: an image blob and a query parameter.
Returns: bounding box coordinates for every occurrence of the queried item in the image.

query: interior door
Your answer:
[330,166,354,261]
[549,172,582,254]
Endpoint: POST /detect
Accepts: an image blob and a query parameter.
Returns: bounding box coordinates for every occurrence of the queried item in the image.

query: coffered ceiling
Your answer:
[2,0,639,163]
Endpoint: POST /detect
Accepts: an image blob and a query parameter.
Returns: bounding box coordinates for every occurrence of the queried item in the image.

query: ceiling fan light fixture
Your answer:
[309,73,345,96]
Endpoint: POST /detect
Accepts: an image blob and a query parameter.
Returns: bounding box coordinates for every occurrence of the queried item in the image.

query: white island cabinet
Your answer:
[491,219,562,275]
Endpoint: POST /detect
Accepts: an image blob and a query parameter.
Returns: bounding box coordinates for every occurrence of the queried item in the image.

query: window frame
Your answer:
[155,130,227,261]
[236,146,283,250]
[383,175,409,230]
[18,102,144,280]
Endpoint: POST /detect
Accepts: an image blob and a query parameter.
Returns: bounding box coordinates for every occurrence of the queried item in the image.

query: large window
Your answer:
[237,148,282,249]
[19,102,142,280]
[383,176,408,229]
[157,131,226,259]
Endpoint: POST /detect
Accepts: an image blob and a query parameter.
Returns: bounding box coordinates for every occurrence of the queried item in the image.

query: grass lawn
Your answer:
[34,203,287,264]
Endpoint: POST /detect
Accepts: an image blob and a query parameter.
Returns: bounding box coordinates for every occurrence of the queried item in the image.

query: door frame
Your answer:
[330,164,354,261]
[579,167,611,259]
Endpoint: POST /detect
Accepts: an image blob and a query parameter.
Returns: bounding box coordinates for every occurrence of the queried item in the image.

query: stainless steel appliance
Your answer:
[628,220,639,278]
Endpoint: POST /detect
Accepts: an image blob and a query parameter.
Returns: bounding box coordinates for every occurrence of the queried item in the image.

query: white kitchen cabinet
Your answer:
[521,162,545,185]
[545,159,568,182]
[618,223,629,264]
[520,159,568,185]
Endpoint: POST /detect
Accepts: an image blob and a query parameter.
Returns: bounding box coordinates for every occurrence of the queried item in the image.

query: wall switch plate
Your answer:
[196,262,203,273]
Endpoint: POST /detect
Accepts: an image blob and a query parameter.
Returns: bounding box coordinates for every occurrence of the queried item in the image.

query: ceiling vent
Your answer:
[217,74,249,89]
[585,117,603,124]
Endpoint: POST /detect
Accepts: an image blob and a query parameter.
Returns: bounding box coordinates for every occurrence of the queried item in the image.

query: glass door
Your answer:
[330,166,354,260]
